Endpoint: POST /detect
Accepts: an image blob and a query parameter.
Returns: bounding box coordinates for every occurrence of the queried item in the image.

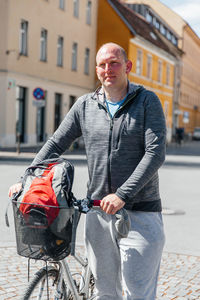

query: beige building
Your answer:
[0,0,98,148]
[123,0,200,136]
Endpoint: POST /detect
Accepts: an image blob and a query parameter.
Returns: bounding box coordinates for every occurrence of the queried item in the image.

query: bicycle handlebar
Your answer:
[72,198,101,214]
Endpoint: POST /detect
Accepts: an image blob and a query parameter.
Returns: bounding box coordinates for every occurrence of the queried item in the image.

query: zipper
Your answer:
[113,87,143,117]
[108,118,114,193]
[96,87,143,193]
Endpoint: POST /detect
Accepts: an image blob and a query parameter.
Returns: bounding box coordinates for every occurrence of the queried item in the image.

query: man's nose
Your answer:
[105,63,112,72]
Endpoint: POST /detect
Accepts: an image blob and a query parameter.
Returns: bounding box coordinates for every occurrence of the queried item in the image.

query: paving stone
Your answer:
[0,247,200,299]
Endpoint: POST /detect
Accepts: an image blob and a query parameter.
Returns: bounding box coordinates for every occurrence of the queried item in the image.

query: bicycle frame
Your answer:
[61,252,92,300]
[57,209,95,299]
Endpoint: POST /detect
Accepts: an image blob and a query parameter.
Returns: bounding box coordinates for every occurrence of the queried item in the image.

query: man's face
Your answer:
[96,45,132,90]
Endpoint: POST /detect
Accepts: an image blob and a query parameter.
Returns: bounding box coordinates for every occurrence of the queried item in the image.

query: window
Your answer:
[36,91,46,143]
[166,64,170,85]
[147,55,152,79]
[71,42,78,71]
[153,17,157,27]
[40,29,47,61]
[73,0,79,18]
[172,35,178,46]
[16,86,27,143]
[164,101,169,120]
[69,95,76,109]
[57,36,64,66]
[59,0,65,10]
[157,60,162,83]
[166,30,172,41]
[155,19,160,29]
[86,1,92,25]
[20,20,28,55]
[146,12,153,23]
[160,24,166,36]
[153,17,160,29]
[54,93,62,131]
[136,49,142,75]
[84,48,90,75]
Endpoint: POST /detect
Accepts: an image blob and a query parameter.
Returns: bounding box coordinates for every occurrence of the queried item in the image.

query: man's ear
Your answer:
[96,66,100,79]
[126,60,132,74]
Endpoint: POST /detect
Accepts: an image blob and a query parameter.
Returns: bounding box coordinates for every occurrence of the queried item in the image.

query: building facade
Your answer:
[0,0,98,148]
[97,0,181,142]
[123,0,200,135]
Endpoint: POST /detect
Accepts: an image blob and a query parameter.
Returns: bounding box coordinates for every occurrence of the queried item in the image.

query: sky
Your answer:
[160,0,200,37]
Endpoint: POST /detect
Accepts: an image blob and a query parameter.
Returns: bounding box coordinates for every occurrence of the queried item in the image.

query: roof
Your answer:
[107,0,182,58]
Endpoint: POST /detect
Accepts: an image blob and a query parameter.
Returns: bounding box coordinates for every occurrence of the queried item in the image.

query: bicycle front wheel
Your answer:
[22,266,70,300]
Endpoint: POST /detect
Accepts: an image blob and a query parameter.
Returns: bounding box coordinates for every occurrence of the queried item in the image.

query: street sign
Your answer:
[32,99,45,107]
[33,87,45,100]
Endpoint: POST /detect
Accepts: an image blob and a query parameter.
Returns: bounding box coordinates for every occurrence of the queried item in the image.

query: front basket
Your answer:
[12,200,74,261]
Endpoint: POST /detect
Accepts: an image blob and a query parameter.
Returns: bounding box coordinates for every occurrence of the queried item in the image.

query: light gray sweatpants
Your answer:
[85,209,165,300]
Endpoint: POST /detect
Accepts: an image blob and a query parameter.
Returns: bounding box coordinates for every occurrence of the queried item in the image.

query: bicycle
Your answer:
[7,198,100,300]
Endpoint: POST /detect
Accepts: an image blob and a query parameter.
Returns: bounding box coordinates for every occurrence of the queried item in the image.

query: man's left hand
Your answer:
[100,194,125,214]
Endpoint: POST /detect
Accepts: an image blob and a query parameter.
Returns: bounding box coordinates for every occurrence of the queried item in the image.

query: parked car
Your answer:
[192,127,200,140]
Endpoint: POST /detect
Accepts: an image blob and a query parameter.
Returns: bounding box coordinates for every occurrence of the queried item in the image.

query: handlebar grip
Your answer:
[92,200,101,206]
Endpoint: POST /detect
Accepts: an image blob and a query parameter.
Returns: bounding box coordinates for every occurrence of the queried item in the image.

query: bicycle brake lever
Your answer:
[73,198,92,214]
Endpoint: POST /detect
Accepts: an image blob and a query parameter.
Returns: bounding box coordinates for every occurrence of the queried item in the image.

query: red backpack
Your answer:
[13,157,75,261]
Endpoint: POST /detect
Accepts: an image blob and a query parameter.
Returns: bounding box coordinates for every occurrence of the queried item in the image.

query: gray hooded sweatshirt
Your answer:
[32,83,166,212]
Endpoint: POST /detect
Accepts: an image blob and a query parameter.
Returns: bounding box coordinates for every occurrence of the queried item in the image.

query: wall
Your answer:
[0,0,98,147]
[128,38,175,141]
[97,0,132,56]
[6,0,97,89]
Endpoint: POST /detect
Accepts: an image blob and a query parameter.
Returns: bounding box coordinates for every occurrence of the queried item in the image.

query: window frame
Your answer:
[59,0,65,10]
[86,0,92,25]
[157,60,162,83]
[40,28,48,62]
[19,20,28,56]
[136,49,143,76]
[71,42,78,71]
[73,0,79,18]
[147,54,152,79]
[57,36,64,67]
[166,64,170,86]
[54,93,62,131]
[69,95,76,109]
[84,48,90,75]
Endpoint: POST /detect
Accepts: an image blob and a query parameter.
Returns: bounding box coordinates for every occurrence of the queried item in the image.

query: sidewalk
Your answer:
[0,140,200,163]
[0,149,87,163]
[0,246,199,299]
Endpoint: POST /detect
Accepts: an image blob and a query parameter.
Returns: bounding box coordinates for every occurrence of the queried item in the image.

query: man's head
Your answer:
[96,43,132,91]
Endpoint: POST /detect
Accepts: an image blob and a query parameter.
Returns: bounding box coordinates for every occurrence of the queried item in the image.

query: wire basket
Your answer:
[12,200,74,261]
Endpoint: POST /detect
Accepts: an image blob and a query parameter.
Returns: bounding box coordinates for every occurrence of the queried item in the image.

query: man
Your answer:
[9,43,166,299]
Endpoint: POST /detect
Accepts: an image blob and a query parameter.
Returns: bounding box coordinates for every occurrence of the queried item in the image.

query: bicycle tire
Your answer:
[22,266,70,300]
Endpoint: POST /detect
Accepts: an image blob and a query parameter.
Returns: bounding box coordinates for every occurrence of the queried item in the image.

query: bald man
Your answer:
[9,43,166,300]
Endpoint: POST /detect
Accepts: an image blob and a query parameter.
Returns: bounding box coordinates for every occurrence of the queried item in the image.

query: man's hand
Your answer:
[8,183,22,198]
[100,194,125,214]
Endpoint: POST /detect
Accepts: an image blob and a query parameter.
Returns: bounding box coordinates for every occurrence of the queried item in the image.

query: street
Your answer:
[1,142,200,255]
[0,142,200,299]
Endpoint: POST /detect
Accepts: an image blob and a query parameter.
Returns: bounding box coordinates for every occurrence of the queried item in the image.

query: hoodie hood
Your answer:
[92,82,144,104]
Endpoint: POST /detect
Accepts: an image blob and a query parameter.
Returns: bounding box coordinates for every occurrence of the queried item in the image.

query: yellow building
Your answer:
[123,0,200,135]
[0,0,98,148]
[97,0,181,142]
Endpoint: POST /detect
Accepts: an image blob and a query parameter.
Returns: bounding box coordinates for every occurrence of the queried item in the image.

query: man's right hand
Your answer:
[8,183,22,198]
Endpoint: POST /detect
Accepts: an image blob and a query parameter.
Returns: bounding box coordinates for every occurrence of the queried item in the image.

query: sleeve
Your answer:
[115,91,166,202]
[31,97,83,165]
